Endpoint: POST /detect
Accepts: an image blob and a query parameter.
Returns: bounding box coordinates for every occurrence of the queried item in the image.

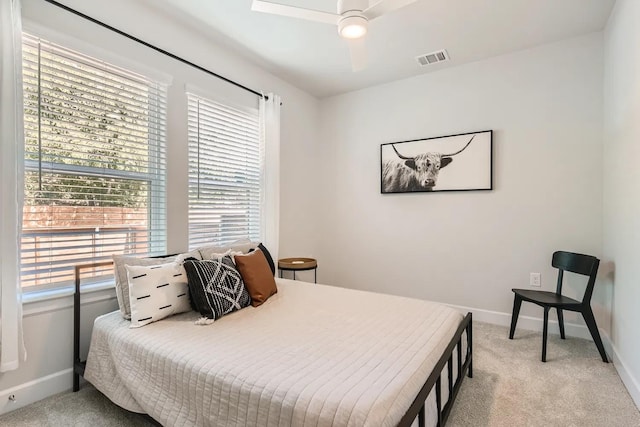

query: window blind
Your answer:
[21,33,167,290]
[187,94,262,248]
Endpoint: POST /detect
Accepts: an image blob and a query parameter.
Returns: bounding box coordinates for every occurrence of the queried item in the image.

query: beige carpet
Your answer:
[0,322,638,427]
[447,323,640,427]
[0,384,156,426]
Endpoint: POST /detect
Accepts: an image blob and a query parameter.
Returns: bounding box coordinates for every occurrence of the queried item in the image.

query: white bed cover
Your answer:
[85,279,464,427]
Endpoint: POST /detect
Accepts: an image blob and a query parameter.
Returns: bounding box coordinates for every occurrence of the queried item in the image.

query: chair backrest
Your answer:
[552,251,600,304]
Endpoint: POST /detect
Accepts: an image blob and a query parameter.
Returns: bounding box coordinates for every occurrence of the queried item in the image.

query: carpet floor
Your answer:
[0,322,638,427]
[447,322,639,427]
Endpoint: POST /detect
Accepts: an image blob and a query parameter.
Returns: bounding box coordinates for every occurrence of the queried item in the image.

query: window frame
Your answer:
[20,31,169,293]
[186,90,263,249]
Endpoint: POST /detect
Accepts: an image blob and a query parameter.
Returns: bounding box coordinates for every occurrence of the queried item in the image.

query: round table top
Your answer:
[278,257,317,270]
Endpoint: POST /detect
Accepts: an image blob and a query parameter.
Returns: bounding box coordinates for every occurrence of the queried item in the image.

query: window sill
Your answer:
[22,281,117,317]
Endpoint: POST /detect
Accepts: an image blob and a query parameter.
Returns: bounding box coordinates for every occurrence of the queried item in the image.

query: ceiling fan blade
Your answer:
[251,0,340,25]
[348,38,367,72]
[363,0,418,20]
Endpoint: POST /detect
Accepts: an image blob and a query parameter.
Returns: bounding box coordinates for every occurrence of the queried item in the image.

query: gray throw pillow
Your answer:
[195,238,258,260]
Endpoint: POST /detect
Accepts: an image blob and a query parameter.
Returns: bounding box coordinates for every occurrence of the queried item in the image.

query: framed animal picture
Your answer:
[380,130,493,194]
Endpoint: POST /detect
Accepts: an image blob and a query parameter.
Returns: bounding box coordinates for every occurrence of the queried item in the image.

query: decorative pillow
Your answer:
[196,238,258,260]
[209,249,244,262]
[183,256,251,322]
[234,249,277,307]
[175,250,204,263]
[126,262,192,328]
[113,250,200,320]
[252,243,276,276]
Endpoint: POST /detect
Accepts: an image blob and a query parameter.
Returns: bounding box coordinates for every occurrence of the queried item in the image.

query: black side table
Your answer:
[278,258,317,283]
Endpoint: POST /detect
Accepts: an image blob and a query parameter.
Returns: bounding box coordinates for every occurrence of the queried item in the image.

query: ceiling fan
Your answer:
[251,0,418,71]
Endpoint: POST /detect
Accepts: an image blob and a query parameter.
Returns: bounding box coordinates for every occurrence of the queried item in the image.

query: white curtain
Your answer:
[0,0,27,372]
[259,93,281,263]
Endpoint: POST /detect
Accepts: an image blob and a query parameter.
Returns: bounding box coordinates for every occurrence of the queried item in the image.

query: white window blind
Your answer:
[187,94,262,248]
[21,33,167,290]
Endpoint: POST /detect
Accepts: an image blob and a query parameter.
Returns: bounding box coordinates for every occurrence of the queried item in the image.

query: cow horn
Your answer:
[443,135,475,157]
[391,144,414,160]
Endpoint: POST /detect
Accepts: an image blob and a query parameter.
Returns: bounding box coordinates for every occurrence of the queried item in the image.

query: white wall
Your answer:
[603,0,640,407]
[316,34,606,330]
[0,0,319,412]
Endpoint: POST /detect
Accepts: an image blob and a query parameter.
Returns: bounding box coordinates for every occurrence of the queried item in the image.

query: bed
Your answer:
[75,276,472,427]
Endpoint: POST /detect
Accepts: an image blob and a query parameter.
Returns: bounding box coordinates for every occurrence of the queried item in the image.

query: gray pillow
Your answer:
[196,238,258,260]
[113,251,200,319]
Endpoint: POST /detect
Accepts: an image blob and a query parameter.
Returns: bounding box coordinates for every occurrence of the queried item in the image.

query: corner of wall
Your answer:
[602,0,640,410]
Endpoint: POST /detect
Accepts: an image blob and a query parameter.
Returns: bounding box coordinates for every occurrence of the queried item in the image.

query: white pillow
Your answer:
[126,262,192,328]
[113,250,200,320]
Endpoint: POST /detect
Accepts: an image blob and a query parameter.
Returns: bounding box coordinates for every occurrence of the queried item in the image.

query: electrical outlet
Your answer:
[530,273,541,287]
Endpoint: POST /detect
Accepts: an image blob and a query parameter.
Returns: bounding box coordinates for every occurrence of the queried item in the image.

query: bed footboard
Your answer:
[397,312,473,427]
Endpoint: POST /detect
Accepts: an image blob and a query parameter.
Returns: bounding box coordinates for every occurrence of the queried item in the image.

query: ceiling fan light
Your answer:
[338,15,368,39]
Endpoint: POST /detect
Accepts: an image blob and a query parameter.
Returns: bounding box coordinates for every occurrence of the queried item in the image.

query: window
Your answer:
[187,94,262,248]
[21,34,167,290]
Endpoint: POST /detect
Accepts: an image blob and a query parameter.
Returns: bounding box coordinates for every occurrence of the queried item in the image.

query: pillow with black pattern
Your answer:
[114,250,200,320]
[126,261,192,328]
[183,256,251,321]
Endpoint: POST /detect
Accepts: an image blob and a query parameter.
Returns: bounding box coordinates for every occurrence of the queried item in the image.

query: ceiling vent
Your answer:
[416,49,449,67]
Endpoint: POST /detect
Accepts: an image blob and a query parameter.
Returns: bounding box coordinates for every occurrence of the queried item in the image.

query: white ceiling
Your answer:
[143,0,615,98]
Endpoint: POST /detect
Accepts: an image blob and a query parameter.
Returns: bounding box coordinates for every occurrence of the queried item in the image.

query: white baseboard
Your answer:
[448,304,640,410]
[0,291,115,416]
[0,368,72,415]
[608,340,640,409]
[447,303,604,342]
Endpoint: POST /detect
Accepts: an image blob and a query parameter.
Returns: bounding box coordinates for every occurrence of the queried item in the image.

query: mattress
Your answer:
[85,279,465,427]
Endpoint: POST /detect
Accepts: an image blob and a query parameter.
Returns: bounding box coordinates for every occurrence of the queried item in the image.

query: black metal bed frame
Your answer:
[398,312,473,427]
[73,262,473,427]
[73,261,113,392]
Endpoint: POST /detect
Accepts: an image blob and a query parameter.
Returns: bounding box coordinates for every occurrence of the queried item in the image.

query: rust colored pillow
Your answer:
[234,249,277,307]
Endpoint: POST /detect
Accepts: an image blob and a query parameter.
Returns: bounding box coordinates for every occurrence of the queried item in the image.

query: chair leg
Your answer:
[582,308,609,363]
[557,308,565,339]
[509,294,522,339]
[542,307,550,362]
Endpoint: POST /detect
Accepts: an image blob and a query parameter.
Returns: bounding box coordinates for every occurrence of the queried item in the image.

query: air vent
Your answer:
[416,49,449,67]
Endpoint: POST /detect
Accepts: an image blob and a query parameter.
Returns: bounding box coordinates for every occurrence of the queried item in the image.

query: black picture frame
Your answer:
[380,130,493,194]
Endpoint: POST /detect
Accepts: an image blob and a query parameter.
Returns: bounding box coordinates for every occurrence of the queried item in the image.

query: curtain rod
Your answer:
[42,0,266,100]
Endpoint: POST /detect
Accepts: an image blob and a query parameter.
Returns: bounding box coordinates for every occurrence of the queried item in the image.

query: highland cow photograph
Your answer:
[380,130,493,194]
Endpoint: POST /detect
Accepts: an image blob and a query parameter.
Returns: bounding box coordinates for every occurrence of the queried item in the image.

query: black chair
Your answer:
[509,251,608,363]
